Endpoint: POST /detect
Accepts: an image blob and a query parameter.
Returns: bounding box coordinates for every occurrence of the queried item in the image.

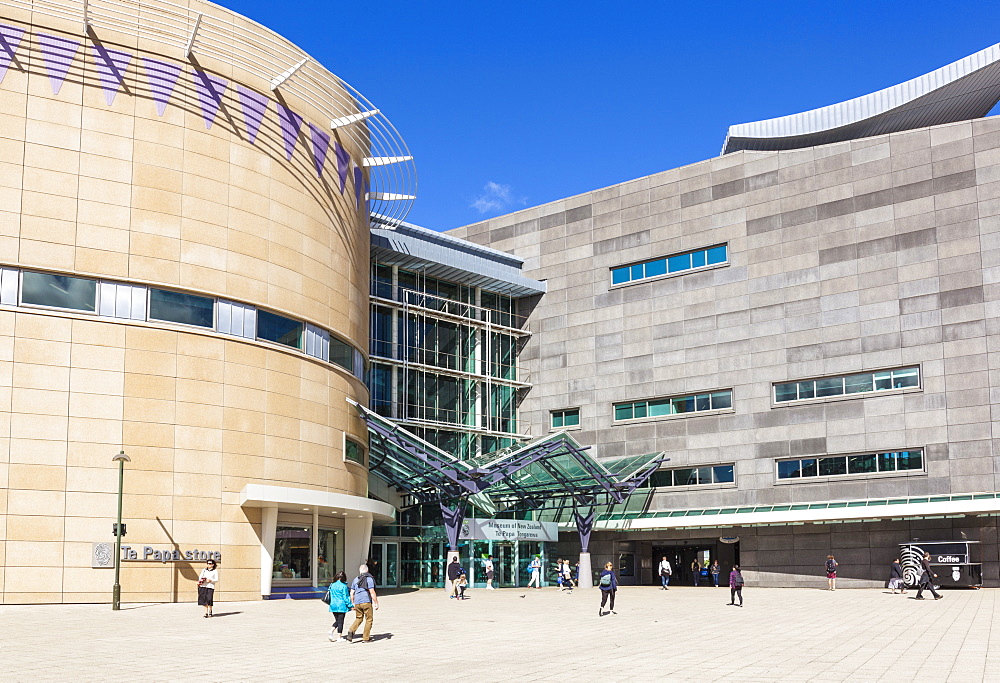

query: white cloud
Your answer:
[471,181,525,214]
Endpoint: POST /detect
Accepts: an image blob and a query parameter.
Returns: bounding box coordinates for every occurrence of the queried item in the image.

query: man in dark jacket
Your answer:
[447,556,463,600]
[915,552,943,600]
[889,558,906,594]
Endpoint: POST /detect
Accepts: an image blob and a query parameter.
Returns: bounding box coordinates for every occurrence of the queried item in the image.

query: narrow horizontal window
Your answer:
[778,450,924,480]
[611,244,728,285]
[774,367,920,404]
[257,310,302,349]
[551,408,580,429]
[615,389,732,421]
[21,271,96,312]
[650,463,736,487]
[149,288,214,328]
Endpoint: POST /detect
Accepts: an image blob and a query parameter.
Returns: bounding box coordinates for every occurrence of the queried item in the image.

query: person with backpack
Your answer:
[728,564,744,606]
[527,555,542,589]
[658,556,672,590]
[598,561,618,616]
[325,571,352,642]
[691,558,701,586]
[345,564,379,644]
[825,555,838,591]
[915,551,943,601]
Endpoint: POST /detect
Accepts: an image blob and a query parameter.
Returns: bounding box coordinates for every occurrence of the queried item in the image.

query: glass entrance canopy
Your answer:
[352,399,666,513]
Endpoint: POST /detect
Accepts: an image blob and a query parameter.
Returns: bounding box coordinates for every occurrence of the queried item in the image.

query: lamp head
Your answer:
[112,450,131,463]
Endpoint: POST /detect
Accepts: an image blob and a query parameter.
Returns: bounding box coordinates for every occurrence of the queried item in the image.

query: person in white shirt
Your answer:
[198,559,219,618]
[484,555,496,590]
[561,559,574,591]
[658,556,672,590]
[527,556,542,588]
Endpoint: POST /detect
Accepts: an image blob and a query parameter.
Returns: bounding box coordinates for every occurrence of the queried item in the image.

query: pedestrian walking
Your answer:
[825,555,838,591]
[346,564,379,643]
[658,556,672,590]
[484,555,496,590]
[728,564,744,606]
[888,558,907,595]
[456,568,469,600]
[527,555,542,589]
[197,559,218,618]
[556,558,565,590]
[710,560,721,587]
[598,561,618,616]
[326,571,352,642]
[915,552,943,601]
[447,556,463,599]
[691,559,701,586]
[561,559,575,591]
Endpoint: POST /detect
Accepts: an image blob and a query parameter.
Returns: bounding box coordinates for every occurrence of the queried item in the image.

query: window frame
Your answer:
[772,366,922,406]
[775,449,925,483]
[147,286,216,330]
[344,434,367,467]
[613,389,734,423]
[550,408,581,430]
[649,462,737,489]
[610,243,729,287]
[19,270,99,315]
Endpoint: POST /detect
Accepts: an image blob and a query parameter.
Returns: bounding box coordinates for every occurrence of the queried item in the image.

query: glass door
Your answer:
[495,542,516,587]
[369,541,399,588]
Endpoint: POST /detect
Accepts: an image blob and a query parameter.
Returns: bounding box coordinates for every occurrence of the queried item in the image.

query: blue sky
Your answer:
[216,0,1000,231]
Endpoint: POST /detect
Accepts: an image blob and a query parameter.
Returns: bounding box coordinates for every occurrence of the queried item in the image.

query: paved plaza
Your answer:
[1,586,996,682]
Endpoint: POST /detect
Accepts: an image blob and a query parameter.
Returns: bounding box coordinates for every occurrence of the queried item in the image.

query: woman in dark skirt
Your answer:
[198,559,219,617]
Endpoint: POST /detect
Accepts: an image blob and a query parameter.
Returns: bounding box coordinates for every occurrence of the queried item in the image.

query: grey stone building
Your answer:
[446,44,1000,588]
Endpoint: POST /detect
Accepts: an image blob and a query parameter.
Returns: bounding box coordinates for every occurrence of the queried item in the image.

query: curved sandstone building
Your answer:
[0,0,400,603]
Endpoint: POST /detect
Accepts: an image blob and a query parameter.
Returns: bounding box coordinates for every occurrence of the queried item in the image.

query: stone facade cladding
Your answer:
[0,0,372,603]
[448,117,1000,537]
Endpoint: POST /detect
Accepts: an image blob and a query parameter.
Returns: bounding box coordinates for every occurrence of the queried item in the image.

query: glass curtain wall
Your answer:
[368,261,524,460]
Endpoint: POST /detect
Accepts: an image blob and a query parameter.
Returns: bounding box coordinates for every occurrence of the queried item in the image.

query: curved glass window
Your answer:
[345,436,365,465]
[21,272,96,312]
[149,288,214,328]
[257,310,302,349]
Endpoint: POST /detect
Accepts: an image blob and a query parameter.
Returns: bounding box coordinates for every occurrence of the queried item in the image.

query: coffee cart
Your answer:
[898,541,983,589]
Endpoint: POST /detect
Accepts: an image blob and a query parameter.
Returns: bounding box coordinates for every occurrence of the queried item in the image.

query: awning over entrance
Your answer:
[349,399,666,557]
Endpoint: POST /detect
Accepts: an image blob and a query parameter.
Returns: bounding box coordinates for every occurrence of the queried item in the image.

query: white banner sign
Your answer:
[460,518,559,542]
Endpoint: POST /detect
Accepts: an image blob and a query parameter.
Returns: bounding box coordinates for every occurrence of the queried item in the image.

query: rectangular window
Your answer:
[149,288,214,328]
[257,309,302,349]
[98,282,147,321]
[21,271,97,312]
[615,389,733,421]
[330,337,354,373]
[650,463,736,488]
[779,450,924,480]
[610,244,728,285]
[774,367,920,404]
[551,408,580,429]
[345,436,365,465]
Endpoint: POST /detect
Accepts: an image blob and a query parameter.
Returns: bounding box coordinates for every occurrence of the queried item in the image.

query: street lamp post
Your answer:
[112,450,130,611]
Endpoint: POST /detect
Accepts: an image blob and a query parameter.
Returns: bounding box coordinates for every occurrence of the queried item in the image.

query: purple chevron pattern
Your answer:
[237,85,268,144]
[334,142,350,193]
[92,45,131,106]
[38,32,80,95]
[277,104,303,160]
[0,23,25,84]
[192,69,227,129]
[354,165,364,208]
[308,123,330,177]
[143,58,181,117]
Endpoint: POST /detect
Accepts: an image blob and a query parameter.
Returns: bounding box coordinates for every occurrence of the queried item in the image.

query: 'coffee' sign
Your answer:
[92,542,221,568]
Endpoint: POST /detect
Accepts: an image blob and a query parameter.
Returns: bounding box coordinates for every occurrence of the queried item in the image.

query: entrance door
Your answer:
[495,542,516,587]
[369,542,399,588]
